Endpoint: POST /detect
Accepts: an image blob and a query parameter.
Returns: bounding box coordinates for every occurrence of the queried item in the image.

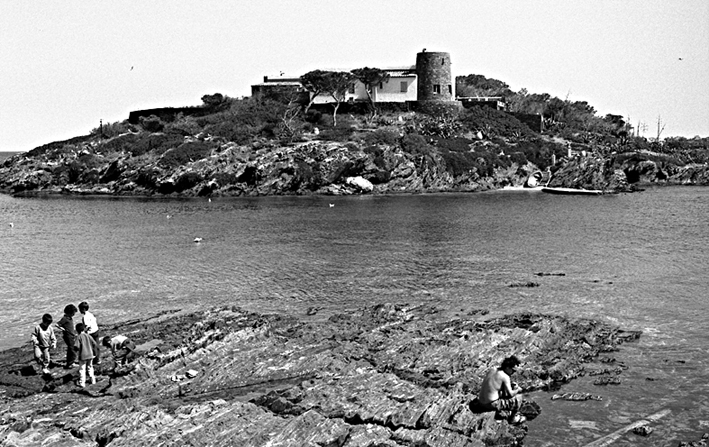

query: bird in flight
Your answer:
[130,66,134,70]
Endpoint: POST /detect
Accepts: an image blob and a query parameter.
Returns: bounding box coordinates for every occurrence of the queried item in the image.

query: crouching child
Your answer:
[102,334,136,366]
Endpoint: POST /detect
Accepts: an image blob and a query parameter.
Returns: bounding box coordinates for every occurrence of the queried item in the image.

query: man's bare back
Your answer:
[474,356,525,424]
[478,367,517,404]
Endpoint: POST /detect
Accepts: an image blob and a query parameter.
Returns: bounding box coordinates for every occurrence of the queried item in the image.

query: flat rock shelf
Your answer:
[0,303,639,446]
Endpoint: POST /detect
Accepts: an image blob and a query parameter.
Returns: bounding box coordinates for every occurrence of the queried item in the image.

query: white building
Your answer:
[252,66,418,105]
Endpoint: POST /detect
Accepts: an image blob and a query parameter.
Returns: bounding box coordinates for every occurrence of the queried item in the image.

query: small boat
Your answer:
[541,187,603,196]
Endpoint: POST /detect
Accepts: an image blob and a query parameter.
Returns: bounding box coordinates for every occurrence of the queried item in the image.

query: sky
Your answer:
[1,0,708,152]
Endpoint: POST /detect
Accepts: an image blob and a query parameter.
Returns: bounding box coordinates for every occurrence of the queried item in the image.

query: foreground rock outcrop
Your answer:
[0,304,640,446]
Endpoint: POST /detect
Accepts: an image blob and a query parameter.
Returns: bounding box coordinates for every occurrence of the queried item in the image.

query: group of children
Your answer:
[30,301,137,387]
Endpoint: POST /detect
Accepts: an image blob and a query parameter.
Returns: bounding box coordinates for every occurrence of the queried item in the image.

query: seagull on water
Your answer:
[329,203,335,208]
[194,237,203,243]
[9,223,13,228]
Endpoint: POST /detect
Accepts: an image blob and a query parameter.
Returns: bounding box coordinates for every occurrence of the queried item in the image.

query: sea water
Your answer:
[1,187,707,445]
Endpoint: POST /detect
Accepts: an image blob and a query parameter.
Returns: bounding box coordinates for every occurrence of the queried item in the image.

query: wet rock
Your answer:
[508,282,539,288]
[633,424,653,436]
[550,393,603,401]
[0,304,639,446]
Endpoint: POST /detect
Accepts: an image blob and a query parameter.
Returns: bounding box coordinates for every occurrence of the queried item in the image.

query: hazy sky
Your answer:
[2,0,708,152]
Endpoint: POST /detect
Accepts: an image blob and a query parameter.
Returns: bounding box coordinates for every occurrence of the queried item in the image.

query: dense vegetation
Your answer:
[5,74,707,195]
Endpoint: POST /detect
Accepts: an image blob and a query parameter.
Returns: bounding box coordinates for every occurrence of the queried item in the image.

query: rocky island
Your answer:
[1,87,707,198]
[1,303,644,446]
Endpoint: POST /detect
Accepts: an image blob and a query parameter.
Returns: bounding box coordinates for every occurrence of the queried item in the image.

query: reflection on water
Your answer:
[1,187,708,445]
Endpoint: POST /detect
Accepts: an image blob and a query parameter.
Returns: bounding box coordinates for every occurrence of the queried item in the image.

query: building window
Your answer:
[400,81,408,92]
[441,57,445,65]
[448,85,452,94]
[379,82,384,90]
[348,83,355,94]
[433,85,441,94]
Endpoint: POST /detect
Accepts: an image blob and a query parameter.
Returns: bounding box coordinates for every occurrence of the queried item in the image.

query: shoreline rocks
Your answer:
[2,136,668,198]
[0,303,639,446]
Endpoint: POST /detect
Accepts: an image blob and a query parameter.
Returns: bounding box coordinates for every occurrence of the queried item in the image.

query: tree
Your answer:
[300,70,328,114]
[201,93,225,107]
[277,92,303,143]
[351,67,390,121]
[321,71,355,127]
[455,74,513,98]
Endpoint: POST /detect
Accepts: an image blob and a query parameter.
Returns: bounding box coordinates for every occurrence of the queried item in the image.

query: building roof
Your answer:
[253,81,302,87]
[256,66,418,86]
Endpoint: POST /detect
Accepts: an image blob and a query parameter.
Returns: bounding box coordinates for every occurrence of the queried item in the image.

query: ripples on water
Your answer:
[1,187,707,445]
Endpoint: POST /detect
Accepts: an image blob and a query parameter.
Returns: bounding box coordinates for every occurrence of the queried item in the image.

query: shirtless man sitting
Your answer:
[476,355,526,424]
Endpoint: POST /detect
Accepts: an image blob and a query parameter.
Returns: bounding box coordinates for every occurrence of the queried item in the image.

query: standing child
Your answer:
[73,323,97,387]
[78,301,100,365]
[31,314,57,374]
[57,304,78,368]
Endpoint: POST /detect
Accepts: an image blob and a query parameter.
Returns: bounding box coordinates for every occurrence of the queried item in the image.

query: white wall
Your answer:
[373,76,417,102]
[309,76,417,104]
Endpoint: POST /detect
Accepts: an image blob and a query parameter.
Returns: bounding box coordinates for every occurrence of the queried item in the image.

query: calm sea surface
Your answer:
[1,187,707,445]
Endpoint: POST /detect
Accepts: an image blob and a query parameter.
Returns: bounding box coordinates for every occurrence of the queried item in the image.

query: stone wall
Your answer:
[251,84,310,105]
[416,52,454,102]
[128,106,208,125]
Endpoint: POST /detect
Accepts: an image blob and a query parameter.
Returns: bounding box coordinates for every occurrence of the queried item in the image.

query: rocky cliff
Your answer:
[0,136,531,197]
[0,304,640,446]
[2,121,706,198]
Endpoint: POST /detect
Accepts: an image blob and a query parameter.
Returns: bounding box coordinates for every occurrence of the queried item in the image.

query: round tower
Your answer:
[416,51,453,102]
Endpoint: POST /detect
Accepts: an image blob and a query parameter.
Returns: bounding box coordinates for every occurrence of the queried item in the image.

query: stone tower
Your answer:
[416,50,454,102]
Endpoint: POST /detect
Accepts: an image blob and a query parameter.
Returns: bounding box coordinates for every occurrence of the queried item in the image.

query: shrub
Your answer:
[363,129,399,146]
[159,141,215,168]
[77,153,101,169]
[196,97,292,144]
[67,161,83,184]
[515,139,566,170]
[105,133,185,157]
[304,110,323,124]
[91,120,131,139]
[361,144,388,169]
[204,122,256,144]
[165,114,203,136]
[100,133,141,155]
[436,137,474,152]
[401,134,433,157]
[416,101,461,118]
[509,152,528,165]
[26,135,93,158]
[439,150,483,177]
[139,115,165,133]
[459,106,532,138]
[404,115,461,138]
[318,125,354,142]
